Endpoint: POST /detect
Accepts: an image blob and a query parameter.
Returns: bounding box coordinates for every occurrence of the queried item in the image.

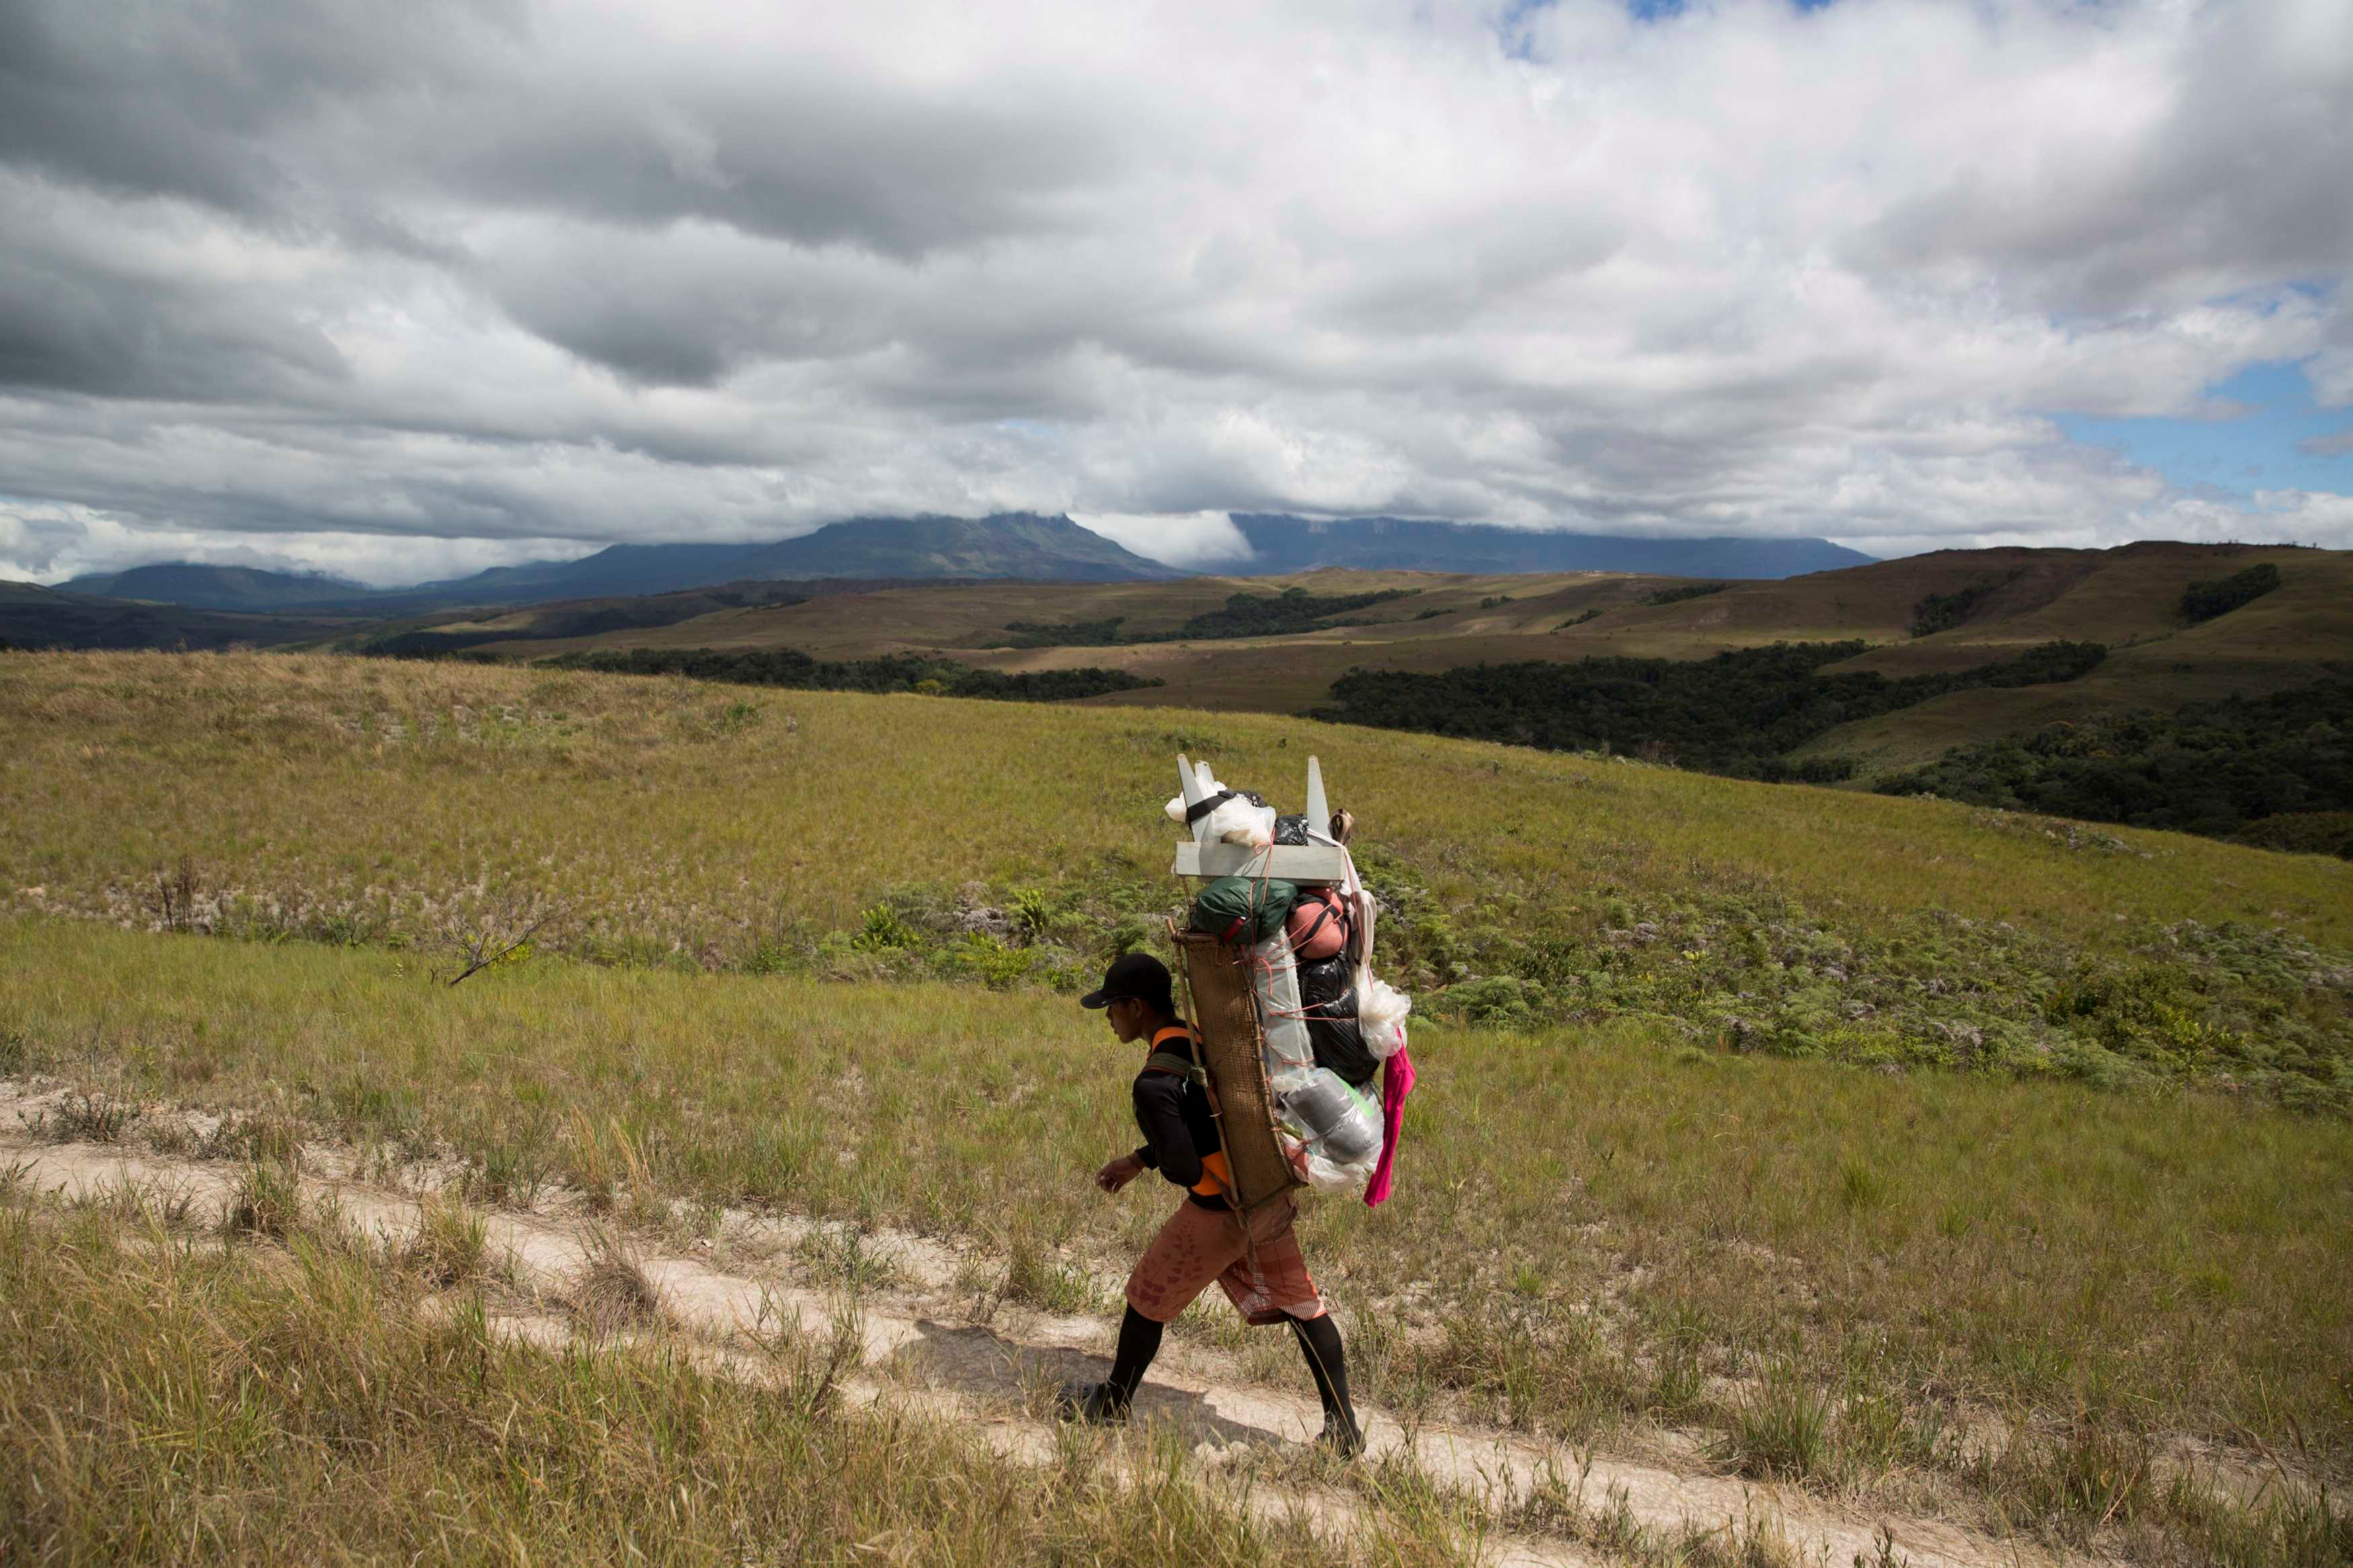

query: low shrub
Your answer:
[1724,1366,1833,1481]
[2182,562,2282,624]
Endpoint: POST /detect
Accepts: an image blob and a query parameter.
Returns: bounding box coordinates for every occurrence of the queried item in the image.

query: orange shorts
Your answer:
[1124,1195,1326,1326]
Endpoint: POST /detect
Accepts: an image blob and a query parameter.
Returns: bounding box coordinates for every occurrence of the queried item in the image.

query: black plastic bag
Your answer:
[1298,954,1352,1012]
[1296,955,1377,1086]
[1308,1017,1378,1087]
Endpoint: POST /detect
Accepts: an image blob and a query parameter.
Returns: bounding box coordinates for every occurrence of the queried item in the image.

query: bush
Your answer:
[1162,586,1414,640]
[1392,891,2351,1114]
[851,903,921,952]
[1911,576,2013,637]
[1000,587,1418,647]
[539,647,1158,703]
[1641,582,1728,607]
[1877,679,2353,852]
[2233,811,2353,859]
[1313,641,2105,780]
[2181,562,2281,624]
[1724,1366,1833,1481]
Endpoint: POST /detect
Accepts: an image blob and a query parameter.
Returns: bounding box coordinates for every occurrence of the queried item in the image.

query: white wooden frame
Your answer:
[1170,753,1352,885]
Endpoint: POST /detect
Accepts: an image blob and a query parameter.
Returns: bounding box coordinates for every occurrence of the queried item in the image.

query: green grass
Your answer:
[7,651,2347,1110]
[5,652,2344,956]
[8,649,2353,1555]
[11,919,2352,1482]
[475,542,2350,735]
[0,1197,1384,1568]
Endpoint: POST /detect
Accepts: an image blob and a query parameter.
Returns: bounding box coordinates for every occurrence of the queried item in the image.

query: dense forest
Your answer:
[1910,575,2013,636]
[2180,562,2281,623]
[1642,582,1728,607]
[1000,585,1413,648]
[1313,640,2106,779]
[1876,678,2353,852]
[541,647,1158,702]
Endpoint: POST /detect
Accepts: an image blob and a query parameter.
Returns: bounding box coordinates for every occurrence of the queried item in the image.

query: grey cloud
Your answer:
[1855,3,2353,315]
[0,0,518,218]
[2,0,2351,583]
[0,237,347,401]
[413,79,1113,258]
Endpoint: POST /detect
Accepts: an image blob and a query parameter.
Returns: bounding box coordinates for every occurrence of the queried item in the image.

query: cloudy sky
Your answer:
[3,0,2350,584]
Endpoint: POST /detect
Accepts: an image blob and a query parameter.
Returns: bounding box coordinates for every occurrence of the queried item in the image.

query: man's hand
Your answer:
[1094,1153,1146,1194]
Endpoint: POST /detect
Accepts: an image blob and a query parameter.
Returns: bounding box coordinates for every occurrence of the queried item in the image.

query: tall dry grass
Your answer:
[9,918,2350,1483]
[0,1196,1410,1567]
[3,651,2344,965]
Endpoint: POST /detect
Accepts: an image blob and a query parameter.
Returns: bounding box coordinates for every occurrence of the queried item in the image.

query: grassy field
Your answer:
[8,921,2352,1537]
[6,649,2353,1558]
[7,650,2348,1107]
[0,1190,1390,1567]
[7,650,2344,950]
[414,545,2353,761]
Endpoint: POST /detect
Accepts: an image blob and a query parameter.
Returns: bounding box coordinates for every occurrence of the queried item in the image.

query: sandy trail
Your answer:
[0,1094,2065,1568]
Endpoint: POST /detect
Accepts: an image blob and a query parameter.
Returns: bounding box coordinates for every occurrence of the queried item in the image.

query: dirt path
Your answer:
[0,1090,2068,1568]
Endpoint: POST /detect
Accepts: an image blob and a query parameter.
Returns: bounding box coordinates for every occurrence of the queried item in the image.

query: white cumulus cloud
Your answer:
[1,0,2350,581]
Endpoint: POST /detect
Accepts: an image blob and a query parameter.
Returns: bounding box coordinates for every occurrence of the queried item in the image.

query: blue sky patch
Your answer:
[1497,1,1835,61]
[2054,360,2353,498]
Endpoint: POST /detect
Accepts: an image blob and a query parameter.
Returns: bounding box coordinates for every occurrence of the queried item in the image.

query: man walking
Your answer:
[1059,952,1363,1455]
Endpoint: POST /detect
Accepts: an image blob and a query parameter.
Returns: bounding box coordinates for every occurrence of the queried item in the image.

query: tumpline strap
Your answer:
[1144,1050,1207,1083]
[1144,1024,1207,1086]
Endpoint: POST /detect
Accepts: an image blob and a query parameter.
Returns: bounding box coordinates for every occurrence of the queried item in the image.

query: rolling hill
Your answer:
[4,647,2348,1557]
[397,513,1183,606]
[0,580,355,651]
[25,515,1183,622]
[27,515,1874,619]
[452,542,2350,735]
[103,515,1185,617]
[375,540,2352,850]
[13,538,2346,852]
[56,563,370,611]
[1226,515,1874,576]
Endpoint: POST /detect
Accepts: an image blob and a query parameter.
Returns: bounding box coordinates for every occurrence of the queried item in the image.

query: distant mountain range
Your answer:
[56,514,1181,612]
[59,562,370,612]
[390,513,1183,608]
[0,579,350,651]
[1226,516,1874,577]
[35,511,1870,620]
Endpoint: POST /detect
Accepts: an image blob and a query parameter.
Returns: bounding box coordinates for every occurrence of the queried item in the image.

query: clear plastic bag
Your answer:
[1165,764,1277,850]
[1273,1075,1383,1192]
[1248,936,1381,1190]
[1248,935,1316,1083]
[1359,976,1411,1061]
[1277,1069,1381,1163]
[1201,796,1275,848]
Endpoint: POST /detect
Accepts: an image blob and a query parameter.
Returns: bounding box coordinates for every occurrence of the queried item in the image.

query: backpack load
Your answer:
[1164,761,1277,849]
[1298,952,1378,1087]
[1275,1069,1380,1163]
[1285,886,1352,961]
[1166,752,1412,1200]
[1189,875,1298,945]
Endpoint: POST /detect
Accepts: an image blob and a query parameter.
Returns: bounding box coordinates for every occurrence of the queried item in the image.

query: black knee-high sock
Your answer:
[1107,1306,1164,1405]
[1289,1313,1354,1425]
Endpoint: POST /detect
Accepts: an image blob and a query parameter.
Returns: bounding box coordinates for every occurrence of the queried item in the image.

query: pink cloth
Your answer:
[1365,1038,1414,1206]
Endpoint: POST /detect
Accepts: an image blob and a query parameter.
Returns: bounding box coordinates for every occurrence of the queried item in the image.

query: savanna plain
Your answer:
[3,650,2350,1567]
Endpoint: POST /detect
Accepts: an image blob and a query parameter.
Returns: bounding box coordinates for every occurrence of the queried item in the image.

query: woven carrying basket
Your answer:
[1171,930,1303,1213]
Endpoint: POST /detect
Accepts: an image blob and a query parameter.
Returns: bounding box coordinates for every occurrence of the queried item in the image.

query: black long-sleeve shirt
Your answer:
[1130,1024,1229,1210]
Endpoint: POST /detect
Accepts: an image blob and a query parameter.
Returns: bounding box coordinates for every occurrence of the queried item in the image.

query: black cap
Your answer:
[1082,952,1174,1012]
